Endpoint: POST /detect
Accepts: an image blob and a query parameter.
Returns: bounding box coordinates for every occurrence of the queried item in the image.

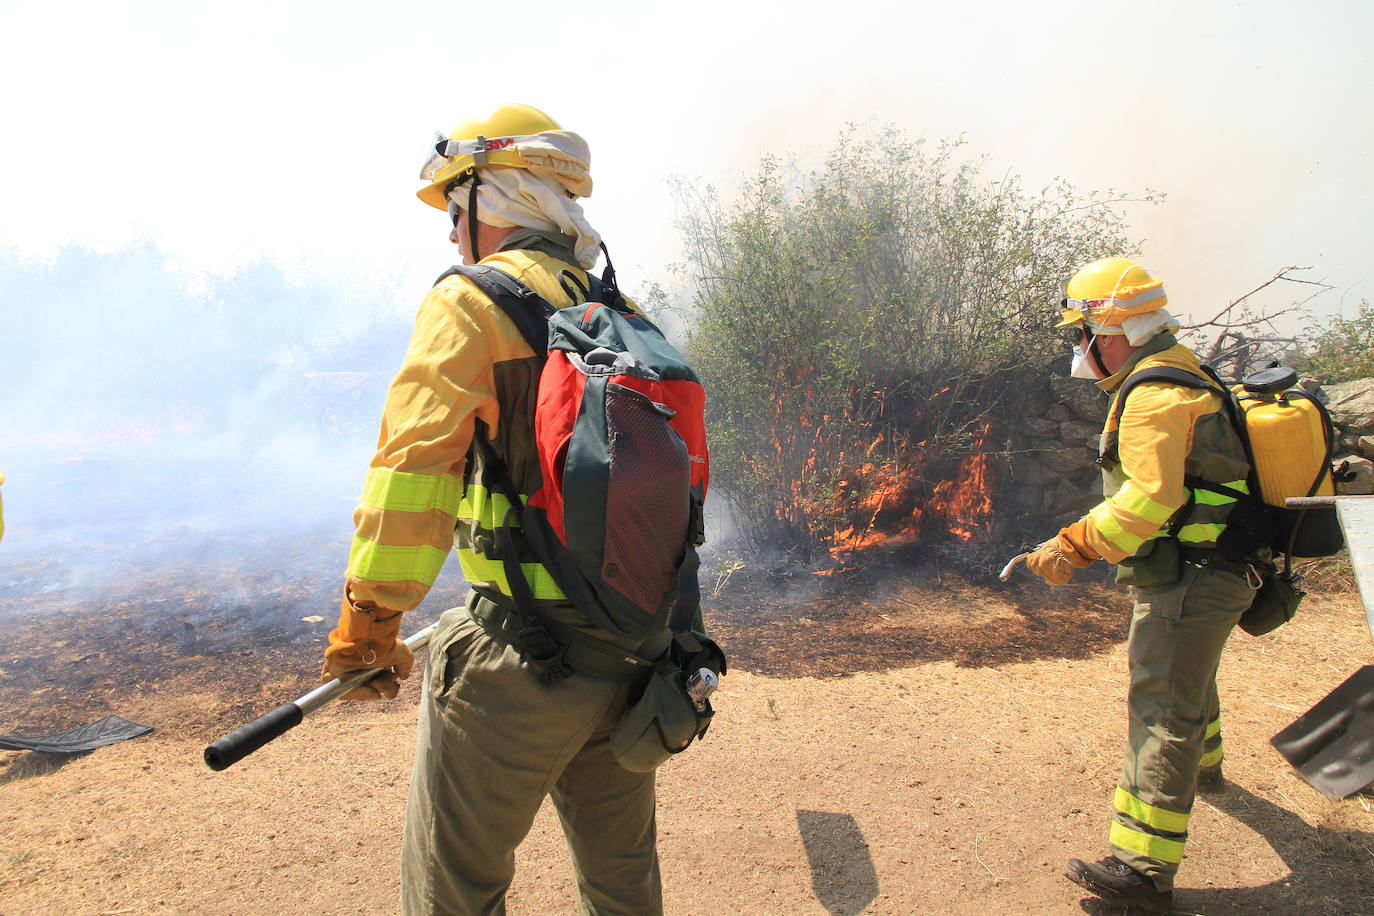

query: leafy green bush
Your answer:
[1296,299,1374,384]
[675,127,1148,558]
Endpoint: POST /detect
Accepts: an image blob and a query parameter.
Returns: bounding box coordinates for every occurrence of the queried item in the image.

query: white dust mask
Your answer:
[1070,338,1103,380]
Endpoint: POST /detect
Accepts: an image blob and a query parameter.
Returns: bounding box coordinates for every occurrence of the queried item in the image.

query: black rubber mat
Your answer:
[0,714,153,754]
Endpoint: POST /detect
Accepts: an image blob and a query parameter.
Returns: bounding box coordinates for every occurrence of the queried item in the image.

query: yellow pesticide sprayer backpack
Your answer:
[1232,368,1344,555]
[1108,364,1346,634]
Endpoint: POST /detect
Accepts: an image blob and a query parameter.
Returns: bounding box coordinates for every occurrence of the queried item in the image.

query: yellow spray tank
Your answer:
[1238,371,1334,505]
[1235,367,1342,558]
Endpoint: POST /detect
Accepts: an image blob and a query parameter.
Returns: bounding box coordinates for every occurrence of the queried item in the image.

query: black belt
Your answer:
[465,593,656,683]
[1179,545,1254,579]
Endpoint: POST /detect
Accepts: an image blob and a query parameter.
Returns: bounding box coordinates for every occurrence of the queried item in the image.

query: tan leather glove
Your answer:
[1025,530,1097,586]
[322,593,414,701]
[322,637,415,700]
[1059,519,1101,565]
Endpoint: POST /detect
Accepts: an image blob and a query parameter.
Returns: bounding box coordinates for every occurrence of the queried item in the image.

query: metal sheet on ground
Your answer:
[1271,665,1374,799]
[1335,496,1374,643]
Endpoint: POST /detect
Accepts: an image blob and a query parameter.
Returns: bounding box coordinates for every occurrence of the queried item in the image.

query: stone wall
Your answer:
[1324,378,1374,494]
[1002,375,1374,531]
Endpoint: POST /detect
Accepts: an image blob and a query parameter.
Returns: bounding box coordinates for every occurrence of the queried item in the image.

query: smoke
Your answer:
[0,242,420,613]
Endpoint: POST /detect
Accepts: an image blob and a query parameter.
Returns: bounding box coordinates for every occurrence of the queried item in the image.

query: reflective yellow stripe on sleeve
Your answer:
[348,537,449,585]
[1108,481,1177,527]
[1089,481,1178,557]
[1089,504,1147,556]
[1200,745,1224,768]
[1114,787,1190,833]
[1205,717,1222,740]
[1109,822,1186,864]
[360,468,463,515]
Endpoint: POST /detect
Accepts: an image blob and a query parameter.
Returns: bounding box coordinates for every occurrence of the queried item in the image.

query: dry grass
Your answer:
[2,569,1371,914]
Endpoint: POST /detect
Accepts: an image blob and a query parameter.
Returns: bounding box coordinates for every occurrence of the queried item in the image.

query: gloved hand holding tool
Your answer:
[322,637,415,700]
[321,595,415,700]
[1017,520,1099,586]
[204,620,436,771]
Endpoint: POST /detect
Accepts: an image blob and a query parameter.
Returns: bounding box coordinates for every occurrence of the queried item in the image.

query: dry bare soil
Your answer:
[2,558,1372,915]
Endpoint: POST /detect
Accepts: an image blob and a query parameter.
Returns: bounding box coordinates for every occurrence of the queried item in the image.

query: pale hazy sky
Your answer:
[2,0,1369,321]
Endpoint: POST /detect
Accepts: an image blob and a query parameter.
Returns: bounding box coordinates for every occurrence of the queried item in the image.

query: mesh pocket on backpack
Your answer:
[602,383,690,615]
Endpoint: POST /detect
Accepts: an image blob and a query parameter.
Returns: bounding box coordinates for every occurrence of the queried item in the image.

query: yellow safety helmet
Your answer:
[417,103,565,211]
[1055,257,1168,329]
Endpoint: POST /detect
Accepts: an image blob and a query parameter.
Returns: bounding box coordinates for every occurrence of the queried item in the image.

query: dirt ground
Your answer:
[2,557,1373,915]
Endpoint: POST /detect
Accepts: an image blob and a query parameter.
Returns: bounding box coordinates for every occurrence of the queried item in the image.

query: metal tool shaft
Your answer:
[204,621,438,771]
[999,552,1030,581]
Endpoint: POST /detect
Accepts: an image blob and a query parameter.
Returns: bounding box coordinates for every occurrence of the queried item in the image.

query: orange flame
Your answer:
[763,388,995,566]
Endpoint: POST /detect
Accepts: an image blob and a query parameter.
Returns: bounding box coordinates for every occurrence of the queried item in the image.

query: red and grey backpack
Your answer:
[440,259,710,655]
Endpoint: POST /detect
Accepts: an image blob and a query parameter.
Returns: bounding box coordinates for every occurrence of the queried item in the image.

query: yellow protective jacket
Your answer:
[1078,335,1251,565]
[327,233,608,665]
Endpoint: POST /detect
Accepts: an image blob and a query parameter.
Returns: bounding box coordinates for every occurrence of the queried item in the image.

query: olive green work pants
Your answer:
[1109,561,1255,891]
[401,598,662,916]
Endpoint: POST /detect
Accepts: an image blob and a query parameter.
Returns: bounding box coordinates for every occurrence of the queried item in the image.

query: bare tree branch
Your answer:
[1180,266,1335,331]
[1175,266,1337,379]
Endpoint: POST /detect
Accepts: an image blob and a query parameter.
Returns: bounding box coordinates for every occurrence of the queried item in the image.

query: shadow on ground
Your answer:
[1181,783,1374,914]
[797,809,879,915]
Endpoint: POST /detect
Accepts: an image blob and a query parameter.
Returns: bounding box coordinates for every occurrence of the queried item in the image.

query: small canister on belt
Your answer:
[685,667,718,711]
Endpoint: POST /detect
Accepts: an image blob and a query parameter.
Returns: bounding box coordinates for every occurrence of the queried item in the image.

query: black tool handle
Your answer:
[203,621,438,771]
[204,702,304,771]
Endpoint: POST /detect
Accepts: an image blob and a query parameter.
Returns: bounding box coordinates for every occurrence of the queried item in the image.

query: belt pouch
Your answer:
[1116,537,1181,588]
[1239,571,1304,636]
[610,660,710,773]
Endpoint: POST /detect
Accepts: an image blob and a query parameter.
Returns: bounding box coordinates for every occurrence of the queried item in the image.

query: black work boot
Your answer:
[1197,764,1225,793]
[1066,856,1173,913]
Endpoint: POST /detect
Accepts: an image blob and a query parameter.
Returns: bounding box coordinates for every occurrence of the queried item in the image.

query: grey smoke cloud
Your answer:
[1,243,407,588]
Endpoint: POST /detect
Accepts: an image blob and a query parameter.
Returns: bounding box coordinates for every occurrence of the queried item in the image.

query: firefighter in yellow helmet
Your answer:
[1026,257,1263,912]
[320,104,664,914]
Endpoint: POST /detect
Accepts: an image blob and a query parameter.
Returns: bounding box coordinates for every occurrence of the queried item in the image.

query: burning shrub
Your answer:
[675,127,1151,562]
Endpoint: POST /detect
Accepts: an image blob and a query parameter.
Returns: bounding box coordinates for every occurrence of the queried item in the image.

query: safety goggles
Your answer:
[419,131,537,182]
[1057,296,1110,323]
[1058,286,1166,326]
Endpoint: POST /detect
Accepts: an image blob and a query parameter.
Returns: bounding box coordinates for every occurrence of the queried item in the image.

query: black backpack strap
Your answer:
[1102,366,1225,466]
[439,263,556,358]
[557,269,591,304]
[1105,364,1284,565]
[597,242,625,308]
[468,428,574,684]
[1193,363,1262,473]
[1185,475,1248,501]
